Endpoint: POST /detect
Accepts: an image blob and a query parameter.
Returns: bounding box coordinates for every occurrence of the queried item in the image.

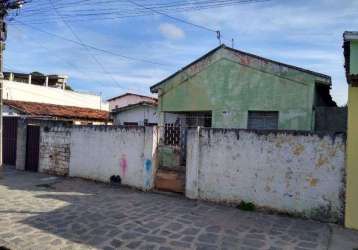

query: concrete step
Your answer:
[154,169,185,193]
[158,165,186,173]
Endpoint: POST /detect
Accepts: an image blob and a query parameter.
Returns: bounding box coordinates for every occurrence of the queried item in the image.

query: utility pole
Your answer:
[0,0,26,168]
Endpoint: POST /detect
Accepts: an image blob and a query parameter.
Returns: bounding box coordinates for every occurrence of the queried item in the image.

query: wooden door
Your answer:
[3,117,18,166]
[25,125,40,172]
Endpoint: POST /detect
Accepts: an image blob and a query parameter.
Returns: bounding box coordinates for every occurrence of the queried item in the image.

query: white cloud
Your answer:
[159,23,185,40]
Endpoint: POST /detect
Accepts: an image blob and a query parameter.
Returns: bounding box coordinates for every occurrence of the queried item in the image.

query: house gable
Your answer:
[151,45,331,94]
[158,51,321,130]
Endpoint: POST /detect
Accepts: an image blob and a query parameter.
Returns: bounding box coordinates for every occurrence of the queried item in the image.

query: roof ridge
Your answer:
[107,92,157,102]
[111,100,158,113]
[150,45,331,92]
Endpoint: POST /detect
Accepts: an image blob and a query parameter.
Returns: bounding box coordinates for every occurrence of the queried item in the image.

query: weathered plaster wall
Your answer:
[15,121,158,190]
[39,125,71,176]
[158,48,328,131]
[186,128,346,222]
[346,86,358,229]
[69,126,157,190]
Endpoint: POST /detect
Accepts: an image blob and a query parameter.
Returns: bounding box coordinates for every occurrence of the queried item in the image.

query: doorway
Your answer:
[3,117,18,166]
[25,125,40,172]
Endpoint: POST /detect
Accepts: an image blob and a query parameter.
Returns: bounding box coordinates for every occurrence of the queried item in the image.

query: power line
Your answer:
[21,0,265,13]
[10,20,171,67]
[125,0,228,44]
[11,0,270,24]
[127,0,218,33]
[10,23,121,90]
[23,0,269,13]
[47,0,127,90]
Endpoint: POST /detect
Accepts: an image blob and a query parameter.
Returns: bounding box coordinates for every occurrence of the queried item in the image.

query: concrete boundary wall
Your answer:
[69,126,158,190]
[15,122,158,191]
[186,128,346,222]
[39,125,71,176]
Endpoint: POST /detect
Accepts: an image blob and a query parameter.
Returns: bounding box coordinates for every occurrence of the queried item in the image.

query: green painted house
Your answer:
[150,45,336,131]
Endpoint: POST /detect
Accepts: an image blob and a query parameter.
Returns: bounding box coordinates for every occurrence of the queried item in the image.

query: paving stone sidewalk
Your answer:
[0,168,357,250]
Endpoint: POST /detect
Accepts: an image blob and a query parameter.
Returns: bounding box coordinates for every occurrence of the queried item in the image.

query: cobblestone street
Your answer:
[0,168,356,250]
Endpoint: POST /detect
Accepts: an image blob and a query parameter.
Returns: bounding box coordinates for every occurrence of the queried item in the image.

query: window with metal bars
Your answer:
[247,111,279,130]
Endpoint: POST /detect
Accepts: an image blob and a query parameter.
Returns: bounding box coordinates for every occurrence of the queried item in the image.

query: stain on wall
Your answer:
[186,128,346,223]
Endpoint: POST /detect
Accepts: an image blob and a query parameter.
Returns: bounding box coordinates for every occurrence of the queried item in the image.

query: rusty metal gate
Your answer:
[25,125,40,172]
[2,117,18,166]
[163,124,187,166]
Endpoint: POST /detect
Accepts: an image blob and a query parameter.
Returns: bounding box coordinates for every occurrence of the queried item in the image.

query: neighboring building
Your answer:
[3,71,69,89]
[111,101,158,126]
[108,92,158,126]
[3,71,109,111]
[3,100,110,125]
[107,92,157,111]
[343,31,358,230]
[151,44,336,131]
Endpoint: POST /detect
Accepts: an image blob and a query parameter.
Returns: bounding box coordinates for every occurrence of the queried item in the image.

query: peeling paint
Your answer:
[292,144,305,155]
[308,177,319,187]
[186,128,345,222]
[316,154,329,168]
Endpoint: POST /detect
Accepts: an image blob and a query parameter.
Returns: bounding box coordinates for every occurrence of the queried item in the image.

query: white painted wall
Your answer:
[69,126,158,190]
[113,105,158,125]
[186,128,346,222]
[3,80,109,111]
[109,94,156,110]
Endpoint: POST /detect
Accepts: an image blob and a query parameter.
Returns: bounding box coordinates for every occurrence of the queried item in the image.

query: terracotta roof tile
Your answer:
[4,100,109,122]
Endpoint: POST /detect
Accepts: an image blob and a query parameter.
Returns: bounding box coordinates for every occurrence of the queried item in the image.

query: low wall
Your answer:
[39,125,71,176]
[69,126,158,190]
[186,128,346,222]
[16,121,158,191]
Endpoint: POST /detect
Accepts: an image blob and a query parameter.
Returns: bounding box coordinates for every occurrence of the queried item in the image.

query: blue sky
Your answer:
[4,0,358,105]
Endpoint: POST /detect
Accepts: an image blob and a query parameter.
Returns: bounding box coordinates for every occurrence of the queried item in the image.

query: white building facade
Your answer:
[2,72,109,111]
[112,102,158,126]
[108,93,157,111]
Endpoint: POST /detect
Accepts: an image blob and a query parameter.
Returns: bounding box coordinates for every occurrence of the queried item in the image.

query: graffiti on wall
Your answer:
[144,159,152,188]
[120,154,127,177]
